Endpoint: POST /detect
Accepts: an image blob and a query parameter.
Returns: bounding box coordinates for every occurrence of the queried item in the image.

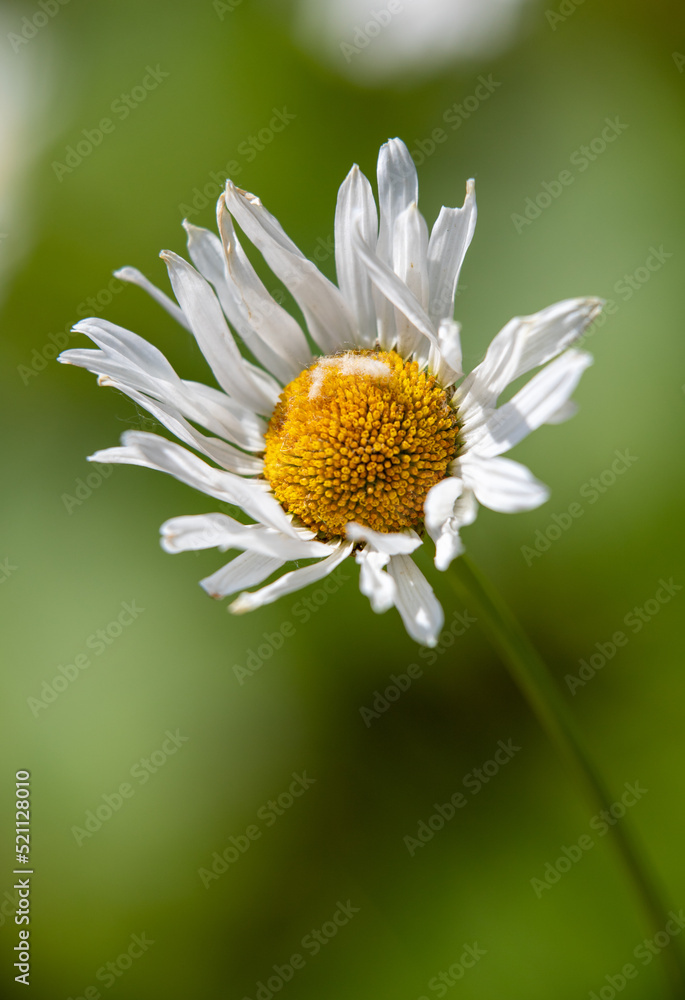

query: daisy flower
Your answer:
[60,138,601,647]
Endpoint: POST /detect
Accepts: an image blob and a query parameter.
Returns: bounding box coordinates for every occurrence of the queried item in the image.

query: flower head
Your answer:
[60,139,601,646]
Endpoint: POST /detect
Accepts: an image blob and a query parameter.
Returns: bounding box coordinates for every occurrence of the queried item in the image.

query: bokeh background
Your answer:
[1,0,684,997]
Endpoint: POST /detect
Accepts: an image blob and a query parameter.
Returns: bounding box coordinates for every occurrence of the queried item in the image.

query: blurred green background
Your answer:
[1,0,684,997]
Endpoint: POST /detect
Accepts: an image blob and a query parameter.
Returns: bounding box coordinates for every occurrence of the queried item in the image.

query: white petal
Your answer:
[464,350,593,458]
[225,180,357,355]
[435,479,479,529]
[70,317,178,382]
[64,344,263,446]
[180,380,267,451]
[545,399,578,424]
[61,319,267,451]
[356,547,396,614]
[458,297,603,412]
[217,197,312,378]
[200,552,285,599]
[424,477,468,571]
[426,179,477,325]
[393,203,429,307]
[453,487,479,528]
[161,250,279,415]
[375,138,419,349]
[161,513,243,551]
[430,318,463,387]
[387,554,444,647]
[334,164,378,347]
[183,219,295,382]
[184,217,291,385]
[392,202,430,358]
[424,477,463,538]
[353,229,438,358]
[434,526,464,572]
[89,431,301,537]
[345,522,422,555]
[229,542,353,614]
[113,266,191,331]
[161,512,336,560]
[101,379,263,476]
[460,454,549,513]
[377,138,418,266]
[182,221,227,290]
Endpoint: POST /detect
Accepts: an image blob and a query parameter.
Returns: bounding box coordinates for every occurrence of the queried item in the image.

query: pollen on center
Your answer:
[263,349,460,539]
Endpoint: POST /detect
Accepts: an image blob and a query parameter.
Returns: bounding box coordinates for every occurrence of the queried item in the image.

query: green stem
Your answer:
[448,555,685,994]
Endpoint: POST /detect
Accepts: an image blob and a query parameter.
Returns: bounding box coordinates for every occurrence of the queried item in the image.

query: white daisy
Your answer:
[59,138,601,647]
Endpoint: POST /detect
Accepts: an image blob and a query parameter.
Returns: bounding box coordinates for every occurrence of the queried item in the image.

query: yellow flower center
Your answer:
[263,349,460,539]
